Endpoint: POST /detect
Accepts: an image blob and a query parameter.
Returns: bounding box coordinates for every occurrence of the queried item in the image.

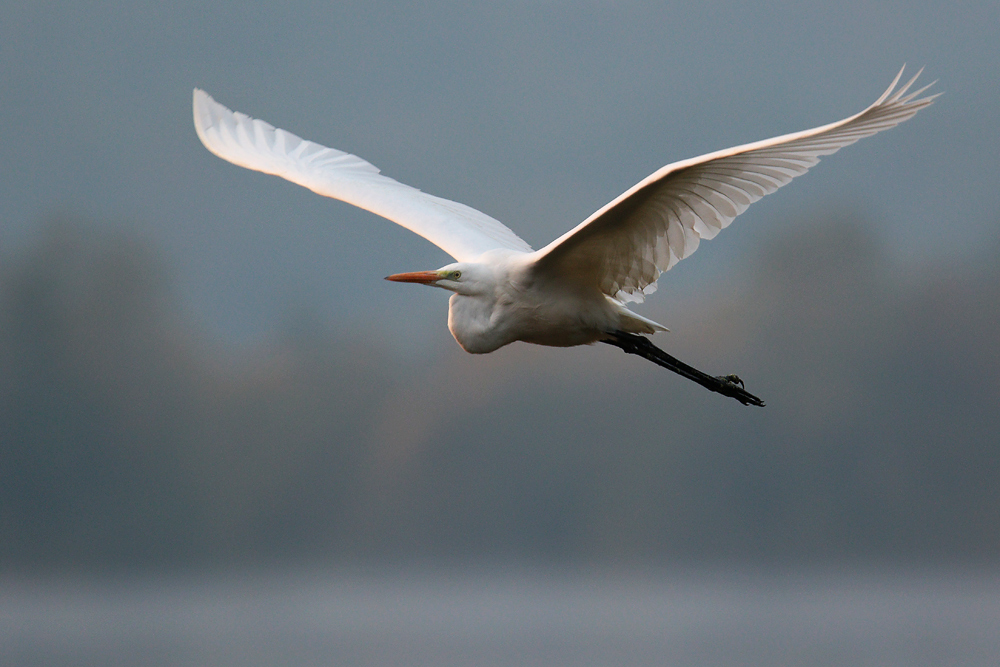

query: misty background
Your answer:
[2,1,999,664]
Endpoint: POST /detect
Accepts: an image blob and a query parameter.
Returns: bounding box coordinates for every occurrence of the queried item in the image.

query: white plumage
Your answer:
[194,67,937,404]
[193,89,532,260]
[532,67,937,301]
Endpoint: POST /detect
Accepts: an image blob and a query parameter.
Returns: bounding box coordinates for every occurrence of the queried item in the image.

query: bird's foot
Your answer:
[718,374,745,389]
[716,373,764,406]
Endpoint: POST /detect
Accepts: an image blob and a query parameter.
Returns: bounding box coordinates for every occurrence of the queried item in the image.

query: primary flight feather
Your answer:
[194,67,937,406]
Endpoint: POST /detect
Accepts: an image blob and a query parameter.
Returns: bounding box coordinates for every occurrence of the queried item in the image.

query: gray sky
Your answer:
[2,1,998,345]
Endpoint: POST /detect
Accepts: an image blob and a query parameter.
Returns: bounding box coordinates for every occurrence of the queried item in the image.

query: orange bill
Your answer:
[385,271,441,284]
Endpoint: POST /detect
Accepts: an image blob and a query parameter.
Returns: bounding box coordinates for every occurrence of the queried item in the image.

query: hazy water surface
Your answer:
[3,568,999,666]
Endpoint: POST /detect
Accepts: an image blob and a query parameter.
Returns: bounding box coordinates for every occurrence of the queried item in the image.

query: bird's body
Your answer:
[193,68,937,405]
[410,250,666,354]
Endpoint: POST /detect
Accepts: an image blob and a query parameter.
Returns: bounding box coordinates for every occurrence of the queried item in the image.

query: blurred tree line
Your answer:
[1,217,998,571]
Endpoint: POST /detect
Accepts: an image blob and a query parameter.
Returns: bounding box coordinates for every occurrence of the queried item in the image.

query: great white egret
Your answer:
[193,68,936,406]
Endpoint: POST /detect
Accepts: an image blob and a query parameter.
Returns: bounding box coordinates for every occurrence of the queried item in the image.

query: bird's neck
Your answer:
[447,292,506,354]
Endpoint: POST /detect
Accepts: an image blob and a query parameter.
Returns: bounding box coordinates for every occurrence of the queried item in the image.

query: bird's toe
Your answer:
[718,374,745,388]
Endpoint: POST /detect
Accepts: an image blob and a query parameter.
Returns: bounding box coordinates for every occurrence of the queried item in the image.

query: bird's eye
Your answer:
[452,270,462,280]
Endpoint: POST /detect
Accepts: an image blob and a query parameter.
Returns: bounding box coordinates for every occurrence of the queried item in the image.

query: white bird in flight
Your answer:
[193,67,937,406]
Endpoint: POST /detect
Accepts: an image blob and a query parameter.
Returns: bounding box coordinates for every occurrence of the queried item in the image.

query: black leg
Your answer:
[602,331,765,407]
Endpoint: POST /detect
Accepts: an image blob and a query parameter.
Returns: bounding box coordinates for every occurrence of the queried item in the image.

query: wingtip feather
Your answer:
[192,88,216,151]
[874,65,907,105]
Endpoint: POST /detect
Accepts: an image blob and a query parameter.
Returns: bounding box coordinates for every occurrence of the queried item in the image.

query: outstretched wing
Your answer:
[531,67,938,301]
[193,90,533,261]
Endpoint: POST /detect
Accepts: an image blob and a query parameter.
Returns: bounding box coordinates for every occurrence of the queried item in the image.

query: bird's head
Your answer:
[385,262,490,296]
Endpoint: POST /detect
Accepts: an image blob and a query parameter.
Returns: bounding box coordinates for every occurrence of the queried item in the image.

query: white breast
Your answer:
[447,281,621,353]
